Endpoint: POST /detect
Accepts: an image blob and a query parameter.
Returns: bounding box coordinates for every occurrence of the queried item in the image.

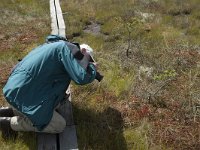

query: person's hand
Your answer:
[81,48,89,55]
[81,48,91,60]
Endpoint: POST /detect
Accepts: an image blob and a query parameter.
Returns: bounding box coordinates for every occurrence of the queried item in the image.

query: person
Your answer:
[0,35,98,139]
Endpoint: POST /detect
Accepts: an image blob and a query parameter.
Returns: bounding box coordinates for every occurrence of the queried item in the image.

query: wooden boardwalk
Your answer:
[37,0,78,149]
[37,99,78,150]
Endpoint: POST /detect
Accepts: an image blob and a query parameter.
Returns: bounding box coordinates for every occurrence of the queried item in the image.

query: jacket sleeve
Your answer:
[59,44,96,85]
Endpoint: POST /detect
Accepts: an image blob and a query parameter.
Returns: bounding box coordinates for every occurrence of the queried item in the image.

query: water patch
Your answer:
[83,22,101,35]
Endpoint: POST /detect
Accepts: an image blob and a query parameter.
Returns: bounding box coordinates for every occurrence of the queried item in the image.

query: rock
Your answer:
[138,65,153,81]
[136,12,155,22]
[0,35,5,40]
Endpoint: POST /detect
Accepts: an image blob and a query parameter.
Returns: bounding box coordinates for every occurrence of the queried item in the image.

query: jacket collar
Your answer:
[46,35,67,43]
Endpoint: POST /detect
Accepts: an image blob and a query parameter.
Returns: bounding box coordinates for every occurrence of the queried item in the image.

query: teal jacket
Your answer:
[3,35,96,130]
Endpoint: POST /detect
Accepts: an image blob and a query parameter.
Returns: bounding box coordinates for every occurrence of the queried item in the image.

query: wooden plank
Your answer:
[57,99,78,150]
[37,2,59,149]
[50,0,59,35]
[59,125,78,150]
[38,0,78,149]
[54,0,66,37]
[37,0,62,149]
[50,0,66,37]
[56,98,73,124]
[37,133,58,150]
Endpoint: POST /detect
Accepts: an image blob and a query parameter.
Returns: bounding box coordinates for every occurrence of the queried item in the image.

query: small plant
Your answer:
[153,69,177,81]
[115,16,143,57]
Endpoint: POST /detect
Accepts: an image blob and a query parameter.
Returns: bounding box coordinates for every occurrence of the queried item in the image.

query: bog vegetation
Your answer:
[0,0,200,149]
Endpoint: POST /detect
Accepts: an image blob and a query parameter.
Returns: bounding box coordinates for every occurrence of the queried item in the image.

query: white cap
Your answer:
[80,44,95,62]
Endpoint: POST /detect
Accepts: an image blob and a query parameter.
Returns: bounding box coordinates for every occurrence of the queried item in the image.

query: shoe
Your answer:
[0,117,17,140]
[0,107,14,117]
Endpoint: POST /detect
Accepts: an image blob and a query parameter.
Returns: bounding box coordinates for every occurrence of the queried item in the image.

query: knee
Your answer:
[42,111,67,133]
[56,117,66,133]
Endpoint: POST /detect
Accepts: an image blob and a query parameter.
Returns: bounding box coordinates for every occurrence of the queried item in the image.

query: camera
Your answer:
[95,72,104,82]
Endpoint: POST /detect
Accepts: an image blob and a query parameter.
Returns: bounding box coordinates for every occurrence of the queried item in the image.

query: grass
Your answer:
[73,104,127,150]
[0,0,200,149]
[0,132,36,150]
[66,0,200,149]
